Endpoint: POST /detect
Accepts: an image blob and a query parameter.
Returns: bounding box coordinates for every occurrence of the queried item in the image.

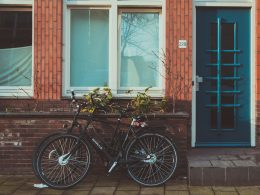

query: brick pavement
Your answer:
[1,173,260,195]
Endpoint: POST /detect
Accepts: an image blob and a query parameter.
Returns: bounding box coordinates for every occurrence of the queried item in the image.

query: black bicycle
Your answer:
[33,91,178,189]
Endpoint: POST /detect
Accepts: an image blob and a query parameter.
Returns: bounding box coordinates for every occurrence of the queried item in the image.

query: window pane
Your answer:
[120,12,159,87]
[70,9,109,87]
[0,11,32,86]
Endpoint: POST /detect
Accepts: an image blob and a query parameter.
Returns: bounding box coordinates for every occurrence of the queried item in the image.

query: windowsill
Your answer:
[0,87,33,98]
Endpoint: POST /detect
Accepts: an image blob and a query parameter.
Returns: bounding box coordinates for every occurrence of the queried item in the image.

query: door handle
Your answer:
[195,75,203,91]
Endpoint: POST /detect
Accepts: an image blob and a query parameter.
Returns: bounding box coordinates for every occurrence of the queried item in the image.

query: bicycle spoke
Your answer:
[37,134,92,189]
[126,133,177,186]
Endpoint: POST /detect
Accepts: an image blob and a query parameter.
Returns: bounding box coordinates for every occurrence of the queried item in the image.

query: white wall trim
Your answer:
[250,0,256,147]
[0,0,33,5]
[191,0,255,147]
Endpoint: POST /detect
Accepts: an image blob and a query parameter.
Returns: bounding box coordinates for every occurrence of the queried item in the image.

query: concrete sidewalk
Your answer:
[1,173,260,195]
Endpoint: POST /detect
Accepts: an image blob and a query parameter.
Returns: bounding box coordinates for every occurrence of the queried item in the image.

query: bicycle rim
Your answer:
[126,133,177,186]
[37,134,92,189]
[32,131,65,179]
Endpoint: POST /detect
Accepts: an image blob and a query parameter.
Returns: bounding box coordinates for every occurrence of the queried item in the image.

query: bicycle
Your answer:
[33,91,178,189]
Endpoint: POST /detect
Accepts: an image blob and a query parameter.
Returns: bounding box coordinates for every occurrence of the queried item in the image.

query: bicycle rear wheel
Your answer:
[36,134,92,189]
[125,133,177,186]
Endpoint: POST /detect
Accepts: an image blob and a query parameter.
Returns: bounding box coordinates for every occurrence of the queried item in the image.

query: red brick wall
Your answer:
[34,0,63,100]
[165,0,193,101]
[0,115,189,176]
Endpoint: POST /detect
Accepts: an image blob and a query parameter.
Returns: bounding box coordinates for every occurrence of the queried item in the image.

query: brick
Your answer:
[249,167,260,185]
[226,167,249,186]
[189,167,202,186]
[203,167,225,186]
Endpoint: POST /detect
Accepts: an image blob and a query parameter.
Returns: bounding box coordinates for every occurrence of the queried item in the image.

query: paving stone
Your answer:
[203,167,225,186]
[0,177,9,185]
[115,191,139,195]
[140,187,164,195]
[236,187,260,195]
[210,160,235,168]
[165,184,188,191]
[189,160,212,167]
[89,187,116,195]
[212,186,236,192]
[117,182,140,191]
[0,185,20,194]
[19,183,36,191]
[232,160,257,167]
[215,192,238,195]
[165,191,189,195]
[165,178,187,186]
[189,187,214,195]
[39,188,64,195]
[62,190,89,195]
[95,179,119,187]
[12,190,38,195]
[70,183,95,190]
[2,178,28,186]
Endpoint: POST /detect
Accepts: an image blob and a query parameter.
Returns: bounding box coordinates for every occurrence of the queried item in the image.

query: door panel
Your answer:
[196,8,251,146]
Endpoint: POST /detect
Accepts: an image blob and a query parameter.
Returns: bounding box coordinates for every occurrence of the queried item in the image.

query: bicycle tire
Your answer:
[32,130,67,180]
[36,134,92,189]
[125,132,178,186]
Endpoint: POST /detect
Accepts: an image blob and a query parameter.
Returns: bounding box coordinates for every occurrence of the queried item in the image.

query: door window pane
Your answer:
[120,12,159,87]
[0,11,32,86]
[70,9,109,87]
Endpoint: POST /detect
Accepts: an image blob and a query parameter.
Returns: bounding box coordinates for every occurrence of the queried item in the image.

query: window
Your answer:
[120,10,160,88]
[0,1,33,97]
[63,0,165,97]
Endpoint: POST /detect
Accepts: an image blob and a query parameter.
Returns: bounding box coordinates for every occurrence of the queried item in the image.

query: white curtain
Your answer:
[0,46,32,86]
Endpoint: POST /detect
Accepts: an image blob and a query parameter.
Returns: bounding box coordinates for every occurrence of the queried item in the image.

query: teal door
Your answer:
[196,8,251,146]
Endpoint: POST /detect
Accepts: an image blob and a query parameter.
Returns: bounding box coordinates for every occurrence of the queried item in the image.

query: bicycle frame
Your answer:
[63,104,141,173]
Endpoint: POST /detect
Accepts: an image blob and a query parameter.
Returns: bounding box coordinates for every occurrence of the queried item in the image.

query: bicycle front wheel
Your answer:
[36,134,92,189]
[125,133,177,186]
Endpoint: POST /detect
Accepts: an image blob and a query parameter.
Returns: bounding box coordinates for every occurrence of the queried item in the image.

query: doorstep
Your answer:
[187,148,260,186]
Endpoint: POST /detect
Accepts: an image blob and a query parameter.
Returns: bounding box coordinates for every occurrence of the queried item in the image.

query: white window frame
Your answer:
[191,0,256,147]
[0,0,34,98]
[63,0,165,98]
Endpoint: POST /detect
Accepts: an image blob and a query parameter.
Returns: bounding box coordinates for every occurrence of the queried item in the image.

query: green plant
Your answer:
[131,87,152,114]
[82,87,113,113]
